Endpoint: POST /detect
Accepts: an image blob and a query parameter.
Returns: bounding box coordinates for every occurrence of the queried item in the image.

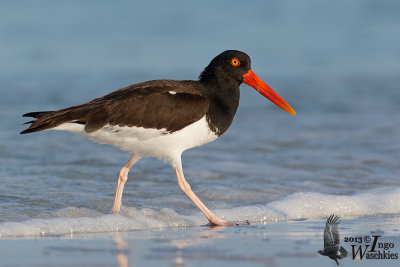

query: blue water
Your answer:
[1,0,400,236]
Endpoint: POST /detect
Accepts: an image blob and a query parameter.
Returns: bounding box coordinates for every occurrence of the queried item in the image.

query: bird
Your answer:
[21,50,296,226]
[318,214,348,265]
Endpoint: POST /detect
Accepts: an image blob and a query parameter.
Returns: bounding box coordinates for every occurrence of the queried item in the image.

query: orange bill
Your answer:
[242,70,296,116]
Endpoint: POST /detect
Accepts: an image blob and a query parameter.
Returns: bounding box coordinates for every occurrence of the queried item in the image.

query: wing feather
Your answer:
[21,80,208,134]
[323,214,341,248]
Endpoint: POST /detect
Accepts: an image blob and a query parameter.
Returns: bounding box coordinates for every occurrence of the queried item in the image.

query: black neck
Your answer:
[199,76,241,136]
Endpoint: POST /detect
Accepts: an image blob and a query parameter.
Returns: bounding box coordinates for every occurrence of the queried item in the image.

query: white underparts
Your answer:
[52,116,218,167]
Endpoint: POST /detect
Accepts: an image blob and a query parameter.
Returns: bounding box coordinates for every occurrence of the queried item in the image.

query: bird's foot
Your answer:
[225,220,250,226]
[208,219,250,226]
[110,202,122,214]
[110,208,120,214]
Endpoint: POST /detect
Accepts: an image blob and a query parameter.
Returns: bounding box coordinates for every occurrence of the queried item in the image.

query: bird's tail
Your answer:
[338,246,348,259]
[21,111,56,134]
[20,108,81,134]
[23,111,54,119]
[20,102,107,134]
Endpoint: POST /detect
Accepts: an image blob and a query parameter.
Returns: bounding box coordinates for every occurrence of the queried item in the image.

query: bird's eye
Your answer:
[230,58,241,67]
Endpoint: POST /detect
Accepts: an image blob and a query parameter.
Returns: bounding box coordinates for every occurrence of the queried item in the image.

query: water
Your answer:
[1,0,400,237]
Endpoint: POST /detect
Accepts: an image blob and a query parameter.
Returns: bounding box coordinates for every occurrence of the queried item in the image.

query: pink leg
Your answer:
[174,166,229,226]
[111,155,140,213]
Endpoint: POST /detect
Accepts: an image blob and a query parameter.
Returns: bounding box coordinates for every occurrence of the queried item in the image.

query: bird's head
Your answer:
[199,50,296,116]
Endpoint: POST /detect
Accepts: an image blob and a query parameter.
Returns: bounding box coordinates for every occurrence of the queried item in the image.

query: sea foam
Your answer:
[1,187,399,237]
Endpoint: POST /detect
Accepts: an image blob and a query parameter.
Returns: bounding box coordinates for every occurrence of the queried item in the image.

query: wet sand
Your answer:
[1,215,399,267]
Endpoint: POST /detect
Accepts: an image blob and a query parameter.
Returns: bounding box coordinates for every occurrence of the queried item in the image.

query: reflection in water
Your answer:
[115,236,129,267]
[147,226,279,266]
[111,227,226,267]
[172,226,227,248]
[170,226,227,266]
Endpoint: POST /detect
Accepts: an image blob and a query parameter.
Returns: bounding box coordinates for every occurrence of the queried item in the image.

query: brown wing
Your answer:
[21,80,209,134]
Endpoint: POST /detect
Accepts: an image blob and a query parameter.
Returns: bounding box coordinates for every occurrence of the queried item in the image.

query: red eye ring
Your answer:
[230,58,241,67]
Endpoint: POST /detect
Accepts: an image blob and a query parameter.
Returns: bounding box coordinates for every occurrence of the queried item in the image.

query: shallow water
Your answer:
[2,215,400,266]
[1,0,400,237]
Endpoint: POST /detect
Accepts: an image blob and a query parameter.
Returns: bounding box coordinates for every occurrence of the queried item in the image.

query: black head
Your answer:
[199,50,296,116]
[199,50,251,86]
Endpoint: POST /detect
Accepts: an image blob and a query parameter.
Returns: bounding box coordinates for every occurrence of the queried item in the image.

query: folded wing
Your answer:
[21,80,208,134]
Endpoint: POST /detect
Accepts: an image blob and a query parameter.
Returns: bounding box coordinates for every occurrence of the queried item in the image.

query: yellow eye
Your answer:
[230,58,241,67]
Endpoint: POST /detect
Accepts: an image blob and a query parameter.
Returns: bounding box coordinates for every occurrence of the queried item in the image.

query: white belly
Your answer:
[52,116,218,166]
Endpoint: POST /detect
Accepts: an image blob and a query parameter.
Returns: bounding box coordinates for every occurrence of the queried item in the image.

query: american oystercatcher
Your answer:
[21,50,295,226]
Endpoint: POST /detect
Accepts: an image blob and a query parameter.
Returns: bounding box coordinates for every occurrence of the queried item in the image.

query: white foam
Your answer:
[1,187,399,237]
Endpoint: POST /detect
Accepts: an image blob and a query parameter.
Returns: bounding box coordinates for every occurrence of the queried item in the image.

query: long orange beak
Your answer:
[242,70,296,116]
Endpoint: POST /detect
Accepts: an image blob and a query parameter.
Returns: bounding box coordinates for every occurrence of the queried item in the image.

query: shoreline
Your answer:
[1,214,399,266]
